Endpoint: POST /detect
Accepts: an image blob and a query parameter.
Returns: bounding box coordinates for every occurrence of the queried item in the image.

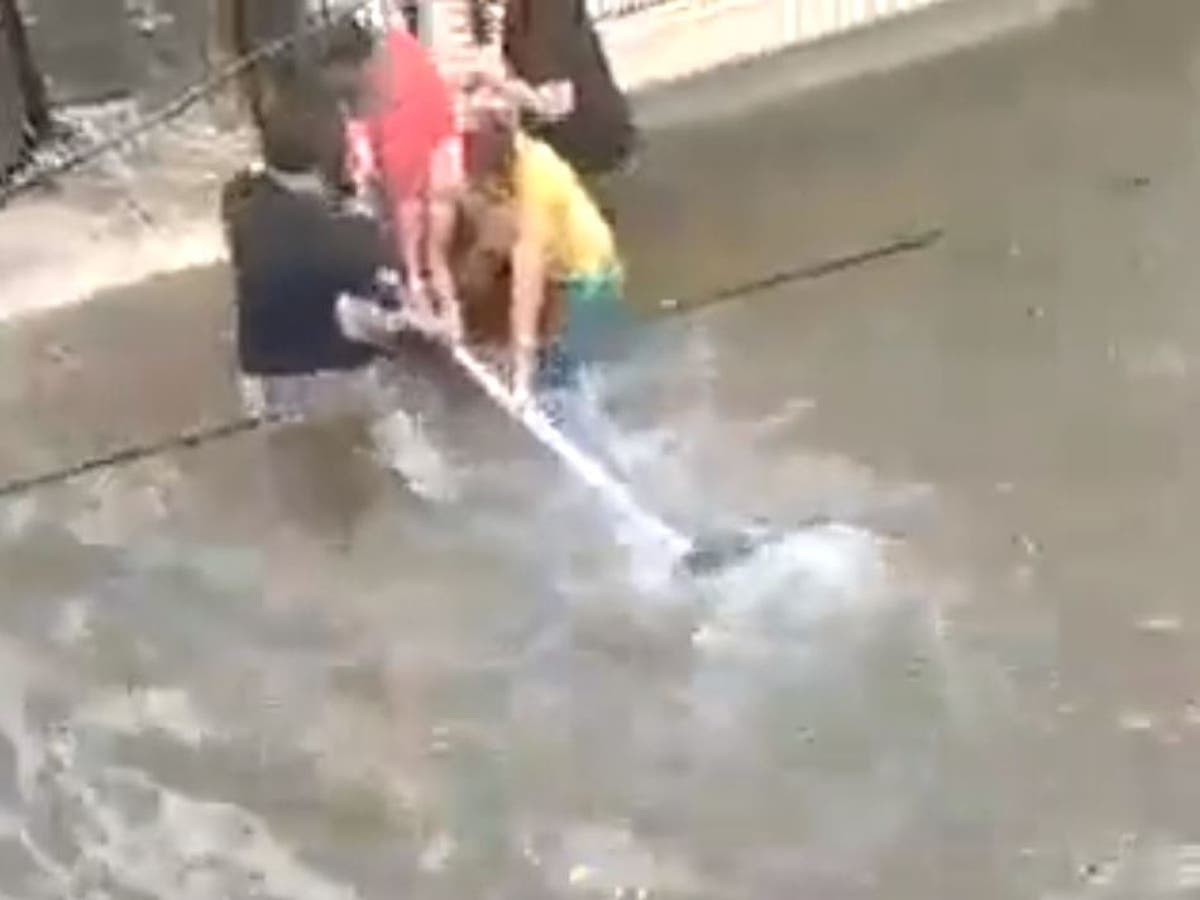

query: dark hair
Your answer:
[320,16,374,68]
[464,111,517,196]
[260,82,340,174]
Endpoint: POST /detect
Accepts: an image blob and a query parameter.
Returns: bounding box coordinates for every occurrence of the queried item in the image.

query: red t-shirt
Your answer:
[359,28,455,198]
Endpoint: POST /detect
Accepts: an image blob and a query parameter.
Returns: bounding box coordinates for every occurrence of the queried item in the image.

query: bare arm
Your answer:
[504,74,573,120]
[510,232,547,398]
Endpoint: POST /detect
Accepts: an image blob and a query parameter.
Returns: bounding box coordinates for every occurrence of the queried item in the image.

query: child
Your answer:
[223,81,460,507]
[459,103,628,406]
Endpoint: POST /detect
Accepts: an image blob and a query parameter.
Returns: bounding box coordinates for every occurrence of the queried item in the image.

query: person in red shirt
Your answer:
[335,4,565,342]
[344,15,464,341]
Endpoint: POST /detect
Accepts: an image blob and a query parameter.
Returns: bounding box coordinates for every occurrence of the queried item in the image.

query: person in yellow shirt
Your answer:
[459,102,627,405]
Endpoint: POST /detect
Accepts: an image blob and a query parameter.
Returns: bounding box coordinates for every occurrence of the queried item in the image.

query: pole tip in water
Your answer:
[678,531,766,577]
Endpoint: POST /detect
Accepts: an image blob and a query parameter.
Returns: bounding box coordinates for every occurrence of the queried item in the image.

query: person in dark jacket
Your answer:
[221,84,400,419]
[501,0,638,182]
[223,84,460,523]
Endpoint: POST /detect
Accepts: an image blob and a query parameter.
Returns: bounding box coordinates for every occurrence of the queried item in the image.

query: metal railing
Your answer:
[588,0,676,22]
[593,0,955,89]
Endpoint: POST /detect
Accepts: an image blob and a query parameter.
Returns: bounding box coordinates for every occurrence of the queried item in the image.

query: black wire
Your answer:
[683,227,943,313]
[0,415,274,501]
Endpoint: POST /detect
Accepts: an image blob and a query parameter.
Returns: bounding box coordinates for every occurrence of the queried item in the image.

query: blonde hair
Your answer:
[464,110,517,199]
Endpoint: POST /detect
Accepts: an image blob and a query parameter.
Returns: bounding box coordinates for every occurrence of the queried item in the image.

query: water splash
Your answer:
[369,409,460,504]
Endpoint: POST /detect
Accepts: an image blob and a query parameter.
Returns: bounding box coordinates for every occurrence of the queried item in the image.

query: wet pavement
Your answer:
[4,0,1200,896]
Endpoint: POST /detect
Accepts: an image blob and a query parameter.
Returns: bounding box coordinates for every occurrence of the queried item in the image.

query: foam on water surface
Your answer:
[27,761,361,899]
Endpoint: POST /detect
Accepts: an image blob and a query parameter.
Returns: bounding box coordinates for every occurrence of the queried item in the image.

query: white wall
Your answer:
[596,0,956,90]
[316,0,960,92]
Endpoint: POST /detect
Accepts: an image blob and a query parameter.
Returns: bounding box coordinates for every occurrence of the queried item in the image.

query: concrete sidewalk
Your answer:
[0,105,251,321]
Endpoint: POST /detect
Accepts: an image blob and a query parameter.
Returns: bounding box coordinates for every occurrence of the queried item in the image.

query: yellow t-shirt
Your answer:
[513,134,617,280]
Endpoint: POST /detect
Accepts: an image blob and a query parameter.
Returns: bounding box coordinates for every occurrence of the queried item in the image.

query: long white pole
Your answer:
[449,345,694,558]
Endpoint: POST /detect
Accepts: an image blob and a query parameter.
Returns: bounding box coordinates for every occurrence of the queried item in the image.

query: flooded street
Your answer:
[3,0,1200,896]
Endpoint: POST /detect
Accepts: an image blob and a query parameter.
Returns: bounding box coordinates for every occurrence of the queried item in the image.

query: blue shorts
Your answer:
[533,269,631,459]
[536,268,630,394]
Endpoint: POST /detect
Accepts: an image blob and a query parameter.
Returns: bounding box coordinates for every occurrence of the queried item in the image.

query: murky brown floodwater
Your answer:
[3,1,1200,896]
